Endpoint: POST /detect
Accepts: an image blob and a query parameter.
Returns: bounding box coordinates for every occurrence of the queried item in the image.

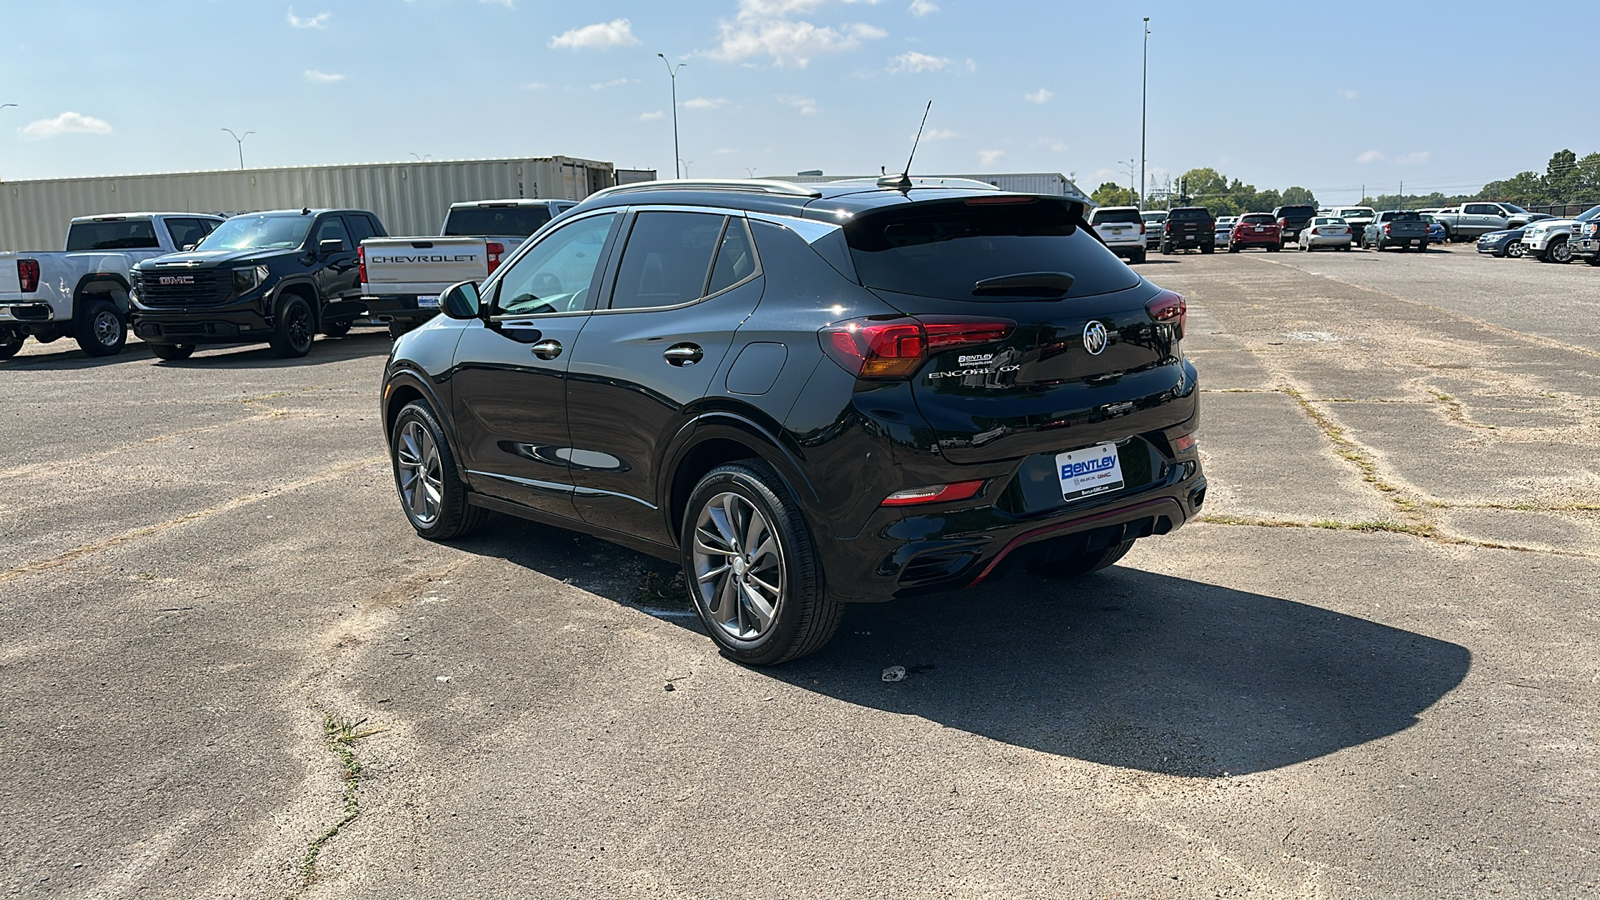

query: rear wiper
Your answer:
[972,271,1075,297]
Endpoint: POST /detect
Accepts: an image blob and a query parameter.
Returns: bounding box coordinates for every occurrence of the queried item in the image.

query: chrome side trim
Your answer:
[468,470,658,509]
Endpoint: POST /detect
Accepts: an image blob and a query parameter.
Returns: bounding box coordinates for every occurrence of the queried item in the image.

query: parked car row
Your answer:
[1474,205,1600,264]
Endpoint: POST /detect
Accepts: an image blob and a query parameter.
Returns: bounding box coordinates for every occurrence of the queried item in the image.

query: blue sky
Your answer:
[3,1,1596,207]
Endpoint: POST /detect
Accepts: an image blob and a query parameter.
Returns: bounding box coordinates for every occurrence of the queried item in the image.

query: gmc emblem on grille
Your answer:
[158,275,196,286]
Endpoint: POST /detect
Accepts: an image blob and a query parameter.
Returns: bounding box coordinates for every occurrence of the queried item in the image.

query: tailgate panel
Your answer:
[362,238,488,288]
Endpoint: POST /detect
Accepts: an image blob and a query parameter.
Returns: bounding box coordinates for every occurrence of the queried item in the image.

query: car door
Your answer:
[448,210,623,519]
[308,214,363,319]
[564,209,765,545]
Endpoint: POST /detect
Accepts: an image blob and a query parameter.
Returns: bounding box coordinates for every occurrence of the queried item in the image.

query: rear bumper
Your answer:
[131,306,271,344]
[362,294,442,324]
[1231,234,1278,247]
[0,302,59,324]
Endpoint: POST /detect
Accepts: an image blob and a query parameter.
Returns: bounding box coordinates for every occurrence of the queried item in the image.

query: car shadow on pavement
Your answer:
[0,332,391,371]
[459,514,1471,778]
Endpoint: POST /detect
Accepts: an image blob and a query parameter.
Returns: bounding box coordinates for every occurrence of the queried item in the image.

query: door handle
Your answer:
[531,339,562,360]
[663,343,703,367]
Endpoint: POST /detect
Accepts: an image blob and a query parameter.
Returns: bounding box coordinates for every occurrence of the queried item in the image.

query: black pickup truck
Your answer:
[130,209,386,360]
[1272,204,1317,247]
[1159,207,1215,254]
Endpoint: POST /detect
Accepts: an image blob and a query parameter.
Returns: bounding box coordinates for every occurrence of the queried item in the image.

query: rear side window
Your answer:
[313,217,350,250]
[164,218,212,250]
[1090,208,1141,225]
[844,198,1140,301]
[66,220,160,251]
[444,206,554,237]
[609,211,724,310]
[706,218,758,295]
[346,214,379,244]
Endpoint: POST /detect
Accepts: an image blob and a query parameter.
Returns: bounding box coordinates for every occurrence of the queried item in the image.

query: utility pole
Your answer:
[1140,16,1150,212]
[221,128,254,170]
[657,53,686,179]
[1119,158,1138,202]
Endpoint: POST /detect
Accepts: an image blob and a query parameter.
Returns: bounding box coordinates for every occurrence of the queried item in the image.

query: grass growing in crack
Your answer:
[299,714,386,885]
[1427,390,1497,430]
[1283,387,1407,497]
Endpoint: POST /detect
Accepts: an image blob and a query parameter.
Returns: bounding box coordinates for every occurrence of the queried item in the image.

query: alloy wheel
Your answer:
[692,491,785,642]
[1507,241,1524,258]
[396,420,444,527]
[92,308,121,347]
[287,304,313,351]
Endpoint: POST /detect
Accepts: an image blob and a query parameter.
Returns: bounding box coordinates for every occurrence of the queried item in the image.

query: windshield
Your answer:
[65,220,160,251]
[443,206,553,237]
[1576,206,1600,222]
[1090,208,1142,225]
[199,215,312,251]
[1141,212,1166,222]
[845,198,1140,301]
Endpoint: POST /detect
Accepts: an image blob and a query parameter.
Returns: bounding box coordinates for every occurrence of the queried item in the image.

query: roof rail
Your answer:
[587,178,822,200]
[825,176,1003,192]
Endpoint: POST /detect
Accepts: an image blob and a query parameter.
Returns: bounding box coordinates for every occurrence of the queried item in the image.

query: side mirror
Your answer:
[439,280,481,320]
[318,238,345,256]
[180,243,197,252]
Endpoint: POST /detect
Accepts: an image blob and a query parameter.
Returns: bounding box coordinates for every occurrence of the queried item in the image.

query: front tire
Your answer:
[390,400,486,540]
[1507,240,1525,258]
[1030,539,1136,579]
[683,460,841,666]
[148,342,195,360]
[74,297,126,357]
[269,295,315,358]
[1547,237,1573,264]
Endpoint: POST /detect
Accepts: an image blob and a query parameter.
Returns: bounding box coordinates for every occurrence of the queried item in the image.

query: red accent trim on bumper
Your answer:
[965,497,1185,587]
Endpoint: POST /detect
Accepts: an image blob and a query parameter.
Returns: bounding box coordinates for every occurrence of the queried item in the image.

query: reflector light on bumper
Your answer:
[881,480,986,507]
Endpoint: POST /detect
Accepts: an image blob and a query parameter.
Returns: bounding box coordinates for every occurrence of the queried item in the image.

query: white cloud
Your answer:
[19,112,113,139]
[287,8,331,29]
[681,97,730,110]
[1023,87,1053,105]
[519,82,550,91]
[888,50,949,73]
[1338,88,1358,100]
[1356,149,1384,164]
[549,18,639,50]
[636,111,665,121]
[977,149,1006,166]
[909,0,938,14]
[714,148,741,155]
[707,0,887,68]
[920,127,959,141]
[480,0,514,6]
[777,95,818,114]
[1395,151,1431,165]
[304,70,345,82]
[589,77,636,90]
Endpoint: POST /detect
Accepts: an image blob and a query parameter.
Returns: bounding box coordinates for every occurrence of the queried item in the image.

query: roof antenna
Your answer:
[886,100,932,191]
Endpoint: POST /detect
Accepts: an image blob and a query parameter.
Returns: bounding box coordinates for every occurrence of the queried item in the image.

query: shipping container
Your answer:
[0,156,646,251]
[772,171,1090,204]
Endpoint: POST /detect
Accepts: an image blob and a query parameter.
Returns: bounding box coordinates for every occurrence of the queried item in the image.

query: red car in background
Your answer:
[1228,213,1282,252]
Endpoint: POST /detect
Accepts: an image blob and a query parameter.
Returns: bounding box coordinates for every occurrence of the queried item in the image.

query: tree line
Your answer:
[1088,149,1599,213]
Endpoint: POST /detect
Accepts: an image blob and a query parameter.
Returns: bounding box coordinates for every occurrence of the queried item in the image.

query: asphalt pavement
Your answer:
[3,243,1597,898]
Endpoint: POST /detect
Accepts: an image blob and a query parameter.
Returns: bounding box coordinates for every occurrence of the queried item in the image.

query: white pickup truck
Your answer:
[360,198,575,337]
[0,213,223,358]
[1426,201,1539,242]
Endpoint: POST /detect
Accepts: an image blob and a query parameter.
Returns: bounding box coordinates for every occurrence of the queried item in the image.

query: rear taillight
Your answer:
[486,242,505,275]
[1139,222,1146,235]
[1384,223,1393,235]
[357,247,368,285]
[819,316,1014,380]
[881,479,987,507]
[1310,228,1321,236]
[1277,217,1288,227]
[17,258,40,293]
[1144,289,1186,336]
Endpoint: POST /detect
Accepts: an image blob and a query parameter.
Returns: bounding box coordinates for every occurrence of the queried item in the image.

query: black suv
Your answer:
[130,209,386,359]
[380,180,1206,664]
[1159,207,1216,254]
[1271,205,1317,248]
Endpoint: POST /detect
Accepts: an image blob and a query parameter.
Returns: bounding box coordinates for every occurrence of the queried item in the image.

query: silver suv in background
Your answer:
[1088,206,1147,263]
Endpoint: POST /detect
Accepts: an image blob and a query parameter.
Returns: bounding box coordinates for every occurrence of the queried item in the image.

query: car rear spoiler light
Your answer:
[820,316,1015,380]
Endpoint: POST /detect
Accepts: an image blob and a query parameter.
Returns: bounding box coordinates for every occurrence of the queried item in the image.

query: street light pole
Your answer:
[221,127,254,170]
[1140,17,1150,212]
[657,53,686,179]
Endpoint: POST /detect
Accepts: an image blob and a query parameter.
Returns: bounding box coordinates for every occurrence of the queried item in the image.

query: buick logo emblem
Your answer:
[1082,321,1109,355]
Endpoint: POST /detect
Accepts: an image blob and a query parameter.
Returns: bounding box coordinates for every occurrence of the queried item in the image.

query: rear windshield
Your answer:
[1241,214,1275,225]
[1169,208,1212,219]
[1387,211,1422,222]
[1277,206,1316,217]
[1090,208,1142,224]
[66,220,159,251]
[1337,208,1375,218]
[443,206,554,237]
[844,199,1140,301]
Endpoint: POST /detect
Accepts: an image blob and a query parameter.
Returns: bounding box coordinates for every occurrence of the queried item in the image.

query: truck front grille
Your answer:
[134,269,233,307]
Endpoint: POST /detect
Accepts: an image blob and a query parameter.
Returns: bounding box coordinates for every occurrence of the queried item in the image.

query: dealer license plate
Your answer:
[417,294,439,309]
[1056,442,1125,502]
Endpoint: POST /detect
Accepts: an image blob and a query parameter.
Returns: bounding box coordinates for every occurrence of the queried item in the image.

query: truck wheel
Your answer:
[1200,242,1214,254]
[322,320,353,337]
[269,295,315,358]
[1439,224,1452,242]
[149,343,195,361]
[0,329,22,359]
[388,321,417,339]
[1228,244,1240,253]
[1548,237,1573,264]
[1129,249,1146,265]
[74,297,127,357]
[1267,243,1280,252]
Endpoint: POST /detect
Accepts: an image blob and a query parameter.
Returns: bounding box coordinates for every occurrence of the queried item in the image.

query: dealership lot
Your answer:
[3,246,1597,897]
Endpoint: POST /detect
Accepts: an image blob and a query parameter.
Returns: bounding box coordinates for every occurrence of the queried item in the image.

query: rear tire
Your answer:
[148,343,195,361]
[1030,539,1136,579]
[269,295,315,358]
[322,319,352,337]
[1200,243,1214,254]
[683,460,841,666]
[1228,243,1240,253]
[388,320,415,340]
[1267,243,1280,252]
[390,400,486,541]
[0,329,22,359]
[1129,249,1146,265]
[74,297,126,357]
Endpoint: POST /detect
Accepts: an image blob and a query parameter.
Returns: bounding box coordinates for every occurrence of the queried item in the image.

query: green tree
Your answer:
[1280,186,1318,208]
[1090,182,1138,207]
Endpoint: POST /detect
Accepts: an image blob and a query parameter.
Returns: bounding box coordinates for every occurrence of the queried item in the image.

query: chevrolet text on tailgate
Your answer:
[361,198,576,337]
[378,178,1206,665]
[0,213,223,359]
